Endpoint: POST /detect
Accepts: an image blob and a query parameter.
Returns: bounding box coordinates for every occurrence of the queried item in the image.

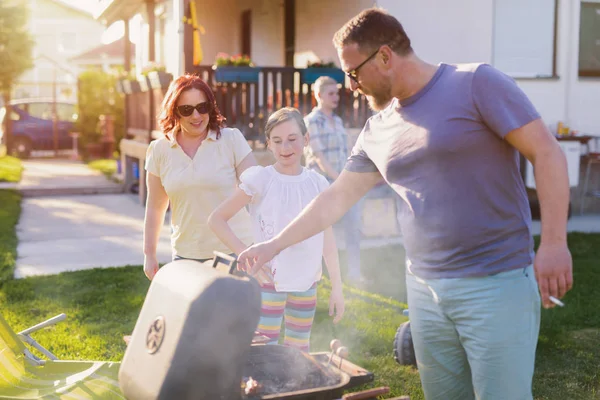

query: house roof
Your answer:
[69,37,134,64]
[95,0,145,25]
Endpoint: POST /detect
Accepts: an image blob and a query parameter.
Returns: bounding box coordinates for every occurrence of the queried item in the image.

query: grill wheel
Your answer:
[393,321,417,367]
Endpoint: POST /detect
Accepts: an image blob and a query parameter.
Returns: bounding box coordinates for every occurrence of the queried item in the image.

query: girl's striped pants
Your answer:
[256,282,317,352]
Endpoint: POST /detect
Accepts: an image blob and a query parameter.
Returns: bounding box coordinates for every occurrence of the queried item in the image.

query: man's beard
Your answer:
[365,84,393,111]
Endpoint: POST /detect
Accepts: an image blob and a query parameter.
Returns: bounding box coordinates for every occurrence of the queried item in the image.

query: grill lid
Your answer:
[119,254,262,400]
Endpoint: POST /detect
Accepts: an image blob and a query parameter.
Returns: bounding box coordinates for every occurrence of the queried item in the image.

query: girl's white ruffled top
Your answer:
[240,165,329,292]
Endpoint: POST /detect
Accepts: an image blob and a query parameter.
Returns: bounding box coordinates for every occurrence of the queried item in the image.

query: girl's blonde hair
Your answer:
[264,107,308,139]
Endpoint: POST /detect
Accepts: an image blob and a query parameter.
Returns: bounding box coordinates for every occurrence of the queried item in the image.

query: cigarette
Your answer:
[549,296,565,307]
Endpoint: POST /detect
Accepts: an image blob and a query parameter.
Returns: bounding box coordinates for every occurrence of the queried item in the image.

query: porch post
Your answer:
[123,18,131,139]
[174,0,186,76]
[147,0,156,62]
[183,0,194,73]
[146,0,156,144]
[124,19,132,72]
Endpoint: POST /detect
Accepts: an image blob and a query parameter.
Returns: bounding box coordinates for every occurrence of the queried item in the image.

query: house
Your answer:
[69,37,135,72]
[95,0,600,213]
[95,0,599,135]
[14,0,107,102]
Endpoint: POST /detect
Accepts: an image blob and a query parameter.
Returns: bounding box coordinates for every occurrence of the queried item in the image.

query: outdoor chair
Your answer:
[0,312,124,399]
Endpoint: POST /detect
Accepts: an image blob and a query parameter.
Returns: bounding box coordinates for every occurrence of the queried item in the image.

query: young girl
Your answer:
[208,107,345,352]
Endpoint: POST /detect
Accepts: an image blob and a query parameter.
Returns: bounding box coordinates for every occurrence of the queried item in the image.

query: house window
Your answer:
[579,2,600,77]
[492,0,558,78]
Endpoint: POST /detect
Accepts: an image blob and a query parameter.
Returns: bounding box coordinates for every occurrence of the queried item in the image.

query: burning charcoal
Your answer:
[242,377,262,396]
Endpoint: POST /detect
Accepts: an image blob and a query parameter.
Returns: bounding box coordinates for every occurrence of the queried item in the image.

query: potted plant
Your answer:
[143,62,173,90]
[115,79,125,94]
[301,61,345,85]
[213,53,260,83]
[137,74,150,92]
[120,72,141,94]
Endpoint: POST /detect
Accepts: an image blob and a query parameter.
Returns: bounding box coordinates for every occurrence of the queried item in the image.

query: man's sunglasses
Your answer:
[177,102,212,117]
[346,47,380,84]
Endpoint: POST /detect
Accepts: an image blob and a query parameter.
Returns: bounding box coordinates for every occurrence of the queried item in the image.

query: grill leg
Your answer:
[580,158,593,215]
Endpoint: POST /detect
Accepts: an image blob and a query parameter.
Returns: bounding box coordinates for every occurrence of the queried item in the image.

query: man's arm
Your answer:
[505,118,573,308]
[238,169,381,274]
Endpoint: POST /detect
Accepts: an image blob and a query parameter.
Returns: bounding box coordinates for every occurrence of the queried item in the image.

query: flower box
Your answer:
[301,68,345,85]
[115,80,125,94]
[214,66,260,83]
[137,75,150,92]
[121,79,141,94]
[148,71,173,90]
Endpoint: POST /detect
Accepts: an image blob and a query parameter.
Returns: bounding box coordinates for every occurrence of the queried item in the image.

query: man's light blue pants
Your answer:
[406,264,541,400]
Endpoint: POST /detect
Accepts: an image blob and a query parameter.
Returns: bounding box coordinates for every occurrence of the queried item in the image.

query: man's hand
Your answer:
[534,242,573,308]
[238,240,280,276]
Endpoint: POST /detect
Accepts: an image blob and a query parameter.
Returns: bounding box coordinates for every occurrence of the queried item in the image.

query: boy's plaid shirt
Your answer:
[303,108,348,178]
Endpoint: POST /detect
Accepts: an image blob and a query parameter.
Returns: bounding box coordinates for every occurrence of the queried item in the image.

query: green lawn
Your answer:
[0,156,23,182]
[0,190,21,284]
[88,159,117,178]
[0,189,598,399]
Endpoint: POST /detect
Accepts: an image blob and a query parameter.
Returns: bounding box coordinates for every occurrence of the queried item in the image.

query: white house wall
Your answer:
[378,0,599,139]
[377,0,494,66]
[295,0,372,67]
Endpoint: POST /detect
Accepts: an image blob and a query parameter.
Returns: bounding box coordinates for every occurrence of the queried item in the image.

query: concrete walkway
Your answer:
[6,159,600,278]
[0,159,123,196]
[15,193,172,278]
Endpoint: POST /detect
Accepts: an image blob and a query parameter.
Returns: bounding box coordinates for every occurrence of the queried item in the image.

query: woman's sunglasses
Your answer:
[177,102,212,117]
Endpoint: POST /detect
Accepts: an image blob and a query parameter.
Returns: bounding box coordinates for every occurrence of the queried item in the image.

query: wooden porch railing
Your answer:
[192,65,371,141]
[126,66,372,143]
[121,66,372,204]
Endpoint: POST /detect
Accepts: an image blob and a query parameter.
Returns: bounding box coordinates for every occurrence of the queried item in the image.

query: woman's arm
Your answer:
[208,188,253,255]
[143,172,170,279]
[236,152,257,181]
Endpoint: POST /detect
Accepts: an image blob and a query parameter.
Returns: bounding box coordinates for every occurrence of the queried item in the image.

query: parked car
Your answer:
[0,99,78,158]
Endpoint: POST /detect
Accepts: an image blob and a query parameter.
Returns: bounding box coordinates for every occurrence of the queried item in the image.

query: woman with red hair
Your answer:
[142,74,256,280]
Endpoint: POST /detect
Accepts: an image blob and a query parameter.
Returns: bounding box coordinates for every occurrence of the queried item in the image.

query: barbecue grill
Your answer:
[119,253,407,400]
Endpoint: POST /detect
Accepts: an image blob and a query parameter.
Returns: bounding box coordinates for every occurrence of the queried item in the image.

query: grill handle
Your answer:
[340,386,391,399]
[212,251,238,274]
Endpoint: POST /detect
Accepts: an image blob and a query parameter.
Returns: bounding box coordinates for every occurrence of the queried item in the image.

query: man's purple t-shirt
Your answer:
[346,63,539,279]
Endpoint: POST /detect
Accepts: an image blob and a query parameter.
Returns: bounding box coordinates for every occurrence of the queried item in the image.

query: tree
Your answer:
[0,1,34,150]
[77,69,125,158]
